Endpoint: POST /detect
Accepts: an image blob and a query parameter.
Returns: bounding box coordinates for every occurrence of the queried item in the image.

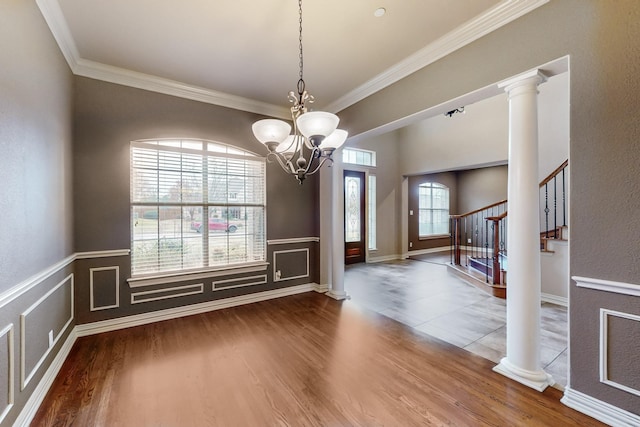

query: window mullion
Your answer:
[202,149,209,267]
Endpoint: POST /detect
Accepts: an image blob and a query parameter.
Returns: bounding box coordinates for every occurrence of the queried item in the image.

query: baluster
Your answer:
[544,183,550,239]
[450,217,453,264]
[464,217,468,266]
[485,217,489,283]
[554,175,557,237]
[562,167,566,226]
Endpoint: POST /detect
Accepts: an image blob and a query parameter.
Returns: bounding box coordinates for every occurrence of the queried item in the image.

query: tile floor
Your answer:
[344,253,568,388]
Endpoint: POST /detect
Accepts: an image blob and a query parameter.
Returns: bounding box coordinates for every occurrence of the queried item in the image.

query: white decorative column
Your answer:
[318,165,333,293]
[326,162,347,300]
[493,69,554,391]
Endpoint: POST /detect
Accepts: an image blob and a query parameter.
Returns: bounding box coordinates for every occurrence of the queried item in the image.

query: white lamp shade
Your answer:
[320,129,348,149]
[276,135,298,155]
[252,119,291,144]
[296,111,339,139]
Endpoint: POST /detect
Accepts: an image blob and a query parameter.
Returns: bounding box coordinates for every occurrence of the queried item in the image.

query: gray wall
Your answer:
[73,77,318,252]
[343,132,401,259]
[456,166,508,214]
[72,77,319,324]
[339,0,640,415]
[0,1,73,291]
[0,1,75,425]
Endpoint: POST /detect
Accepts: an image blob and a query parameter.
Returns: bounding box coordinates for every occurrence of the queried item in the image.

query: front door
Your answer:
[344,170,366,264]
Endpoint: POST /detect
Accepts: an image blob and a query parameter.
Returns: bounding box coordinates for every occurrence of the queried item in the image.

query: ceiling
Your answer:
[37,0,547,119]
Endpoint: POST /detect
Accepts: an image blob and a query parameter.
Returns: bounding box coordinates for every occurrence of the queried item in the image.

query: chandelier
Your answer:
[251,0,347,184]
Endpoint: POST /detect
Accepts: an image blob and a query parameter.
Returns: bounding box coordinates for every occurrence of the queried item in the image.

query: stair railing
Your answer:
[450,199,508,284]
[540,159,568,240]
[449,159,568,287]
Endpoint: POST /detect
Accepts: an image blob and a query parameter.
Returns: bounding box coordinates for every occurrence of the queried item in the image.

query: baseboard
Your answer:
[562,387,640,426]
[12,328,78,427]
[541,293,568,307]
[76,283,316,337]
[367,254,401,263]
[407,246,451,257]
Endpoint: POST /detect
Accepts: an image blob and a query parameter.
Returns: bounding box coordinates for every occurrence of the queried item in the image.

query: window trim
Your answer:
[127,261,269,288]
[342,147,377,167]
[417,182,450,238]
[130,138,267,277]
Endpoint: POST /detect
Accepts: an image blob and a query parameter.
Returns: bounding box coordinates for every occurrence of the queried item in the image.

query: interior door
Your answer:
[344,170,366,264]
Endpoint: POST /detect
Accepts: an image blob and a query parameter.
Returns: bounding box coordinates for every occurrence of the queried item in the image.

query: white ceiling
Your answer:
[37,0,548,118]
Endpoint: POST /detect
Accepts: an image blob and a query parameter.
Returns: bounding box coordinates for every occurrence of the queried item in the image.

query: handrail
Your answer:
[451,199,508,219]
[540,159,568,187]
[449,159,568,292]
[485,212,508,221]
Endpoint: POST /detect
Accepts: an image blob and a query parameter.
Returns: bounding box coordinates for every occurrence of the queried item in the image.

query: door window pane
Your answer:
[345,176,361,242]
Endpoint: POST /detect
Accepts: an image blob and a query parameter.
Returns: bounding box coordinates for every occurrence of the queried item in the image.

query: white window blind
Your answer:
[418,182,449,237]
[130,139,266,276]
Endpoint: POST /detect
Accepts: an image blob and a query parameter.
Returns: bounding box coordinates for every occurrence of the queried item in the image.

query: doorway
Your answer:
[344,170,366,264]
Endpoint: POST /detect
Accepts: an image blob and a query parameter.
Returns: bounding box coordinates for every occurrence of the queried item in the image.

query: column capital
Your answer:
[498,69,548,93]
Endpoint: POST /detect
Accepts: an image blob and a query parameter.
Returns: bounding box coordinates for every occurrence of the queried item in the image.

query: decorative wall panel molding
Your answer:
[0,254,74,309]
[1,249,128,310]
[11,328,77,427]
[573,276,640,297]
[599,309,640,397]
[76,249,130,259]
[128,262,269,288]
[0,324,14,424]
[267,237,319,245]
[131,283,204,304]
[212,275,267,291]
[273,248,310,282]
[90,266,120,311]
[79,283,316,336]
[20,274,74,390]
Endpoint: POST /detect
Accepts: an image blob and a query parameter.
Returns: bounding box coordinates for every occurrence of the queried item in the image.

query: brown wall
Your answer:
[407,165,507,252]
[341,0,640,415]
[407,172,457,251]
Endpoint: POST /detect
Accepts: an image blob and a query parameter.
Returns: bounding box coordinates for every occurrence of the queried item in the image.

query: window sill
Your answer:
[418,234,450,241]
[128,261,269,288]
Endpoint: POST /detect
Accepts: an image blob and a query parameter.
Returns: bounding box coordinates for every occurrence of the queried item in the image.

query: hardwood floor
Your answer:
[31,292,602,426]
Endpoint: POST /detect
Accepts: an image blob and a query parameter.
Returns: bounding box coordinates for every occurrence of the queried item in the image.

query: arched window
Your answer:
[418,182,449,237]
[130,139,265,275]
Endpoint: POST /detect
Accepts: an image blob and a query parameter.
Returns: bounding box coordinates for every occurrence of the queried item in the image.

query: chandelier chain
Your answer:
[297,0,304,94]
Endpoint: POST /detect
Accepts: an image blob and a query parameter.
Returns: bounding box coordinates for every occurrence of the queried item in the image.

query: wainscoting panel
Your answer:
[273,248,309,282]
[600,309,640,397]
[0,323,14,424]
[20,274,74,390]
[213,275,267,291]
[131,283,204,304]
[90,266,120,311]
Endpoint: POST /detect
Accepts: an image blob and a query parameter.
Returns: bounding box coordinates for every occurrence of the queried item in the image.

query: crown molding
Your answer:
[325,0,549,113]
[73,59,291,119]
[35,0,290,119]
[37,0,547,118]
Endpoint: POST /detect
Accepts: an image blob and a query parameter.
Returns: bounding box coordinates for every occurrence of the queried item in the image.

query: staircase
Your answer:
[448,160,568,298]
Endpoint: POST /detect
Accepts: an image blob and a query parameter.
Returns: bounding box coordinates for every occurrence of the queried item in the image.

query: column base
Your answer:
[326,290,349,300]
[314,284,330,293]
[493,357,555,392]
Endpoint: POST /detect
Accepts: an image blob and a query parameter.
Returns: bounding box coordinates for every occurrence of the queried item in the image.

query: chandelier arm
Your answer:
[266,152,297,175]
[299,147,323,175]
[305,156,333,177]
